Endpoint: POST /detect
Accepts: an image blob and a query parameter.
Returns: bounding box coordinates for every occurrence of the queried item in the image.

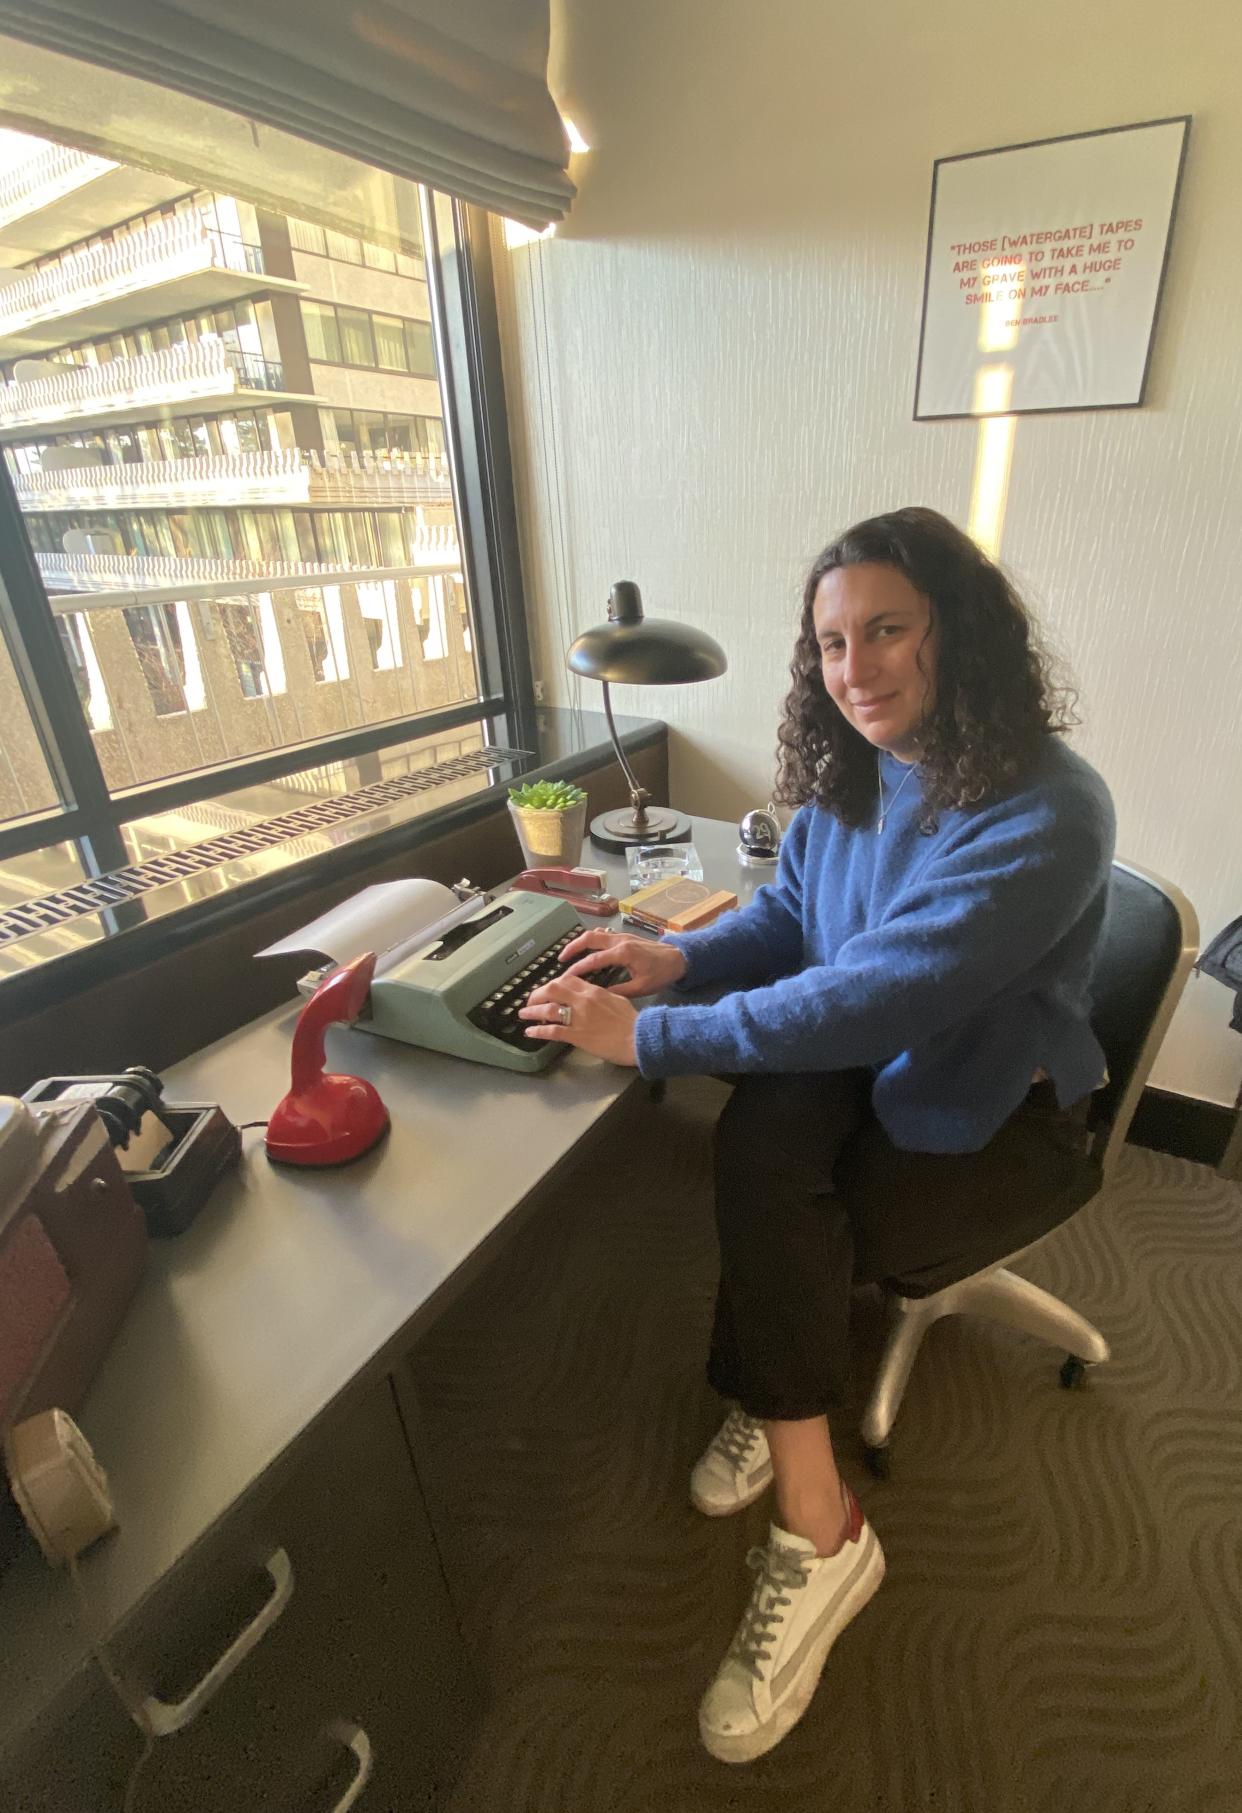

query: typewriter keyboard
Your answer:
[468,923,630,1055]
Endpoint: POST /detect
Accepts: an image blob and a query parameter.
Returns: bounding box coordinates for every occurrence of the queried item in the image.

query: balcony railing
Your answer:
[23,572,479,803]
[0,144,116,229]
[0,218,266,341]
[36,525,462,598]
[0,340,291,433]
[15,446,455,511]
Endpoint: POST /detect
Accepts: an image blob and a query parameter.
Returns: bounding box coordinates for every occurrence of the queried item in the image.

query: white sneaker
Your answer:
[690,1408,773,1516]
[699,1487,885,1764]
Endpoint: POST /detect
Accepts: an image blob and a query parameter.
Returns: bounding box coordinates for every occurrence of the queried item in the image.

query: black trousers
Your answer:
[707,1071,1101,1421]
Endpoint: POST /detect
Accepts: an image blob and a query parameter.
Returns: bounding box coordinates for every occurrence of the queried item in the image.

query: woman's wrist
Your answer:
[660,938,690,983]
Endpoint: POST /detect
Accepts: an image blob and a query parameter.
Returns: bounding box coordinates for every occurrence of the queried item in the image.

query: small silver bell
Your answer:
[738,805,781,868]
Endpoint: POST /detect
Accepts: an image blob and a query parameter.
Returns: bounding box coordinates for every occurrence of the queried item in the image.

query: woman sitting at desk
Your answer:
[520,505,1114,1765]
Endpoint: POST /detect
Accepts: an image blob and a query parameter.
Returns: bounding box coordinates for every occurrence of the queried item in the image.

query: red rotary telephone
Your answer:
[266,952,389,1166]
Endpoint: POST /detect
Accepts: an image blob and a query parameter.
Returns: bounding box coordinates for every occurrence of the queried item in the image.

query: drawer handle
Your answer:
[140,1547,295,1736]
[317,1721,373,1811]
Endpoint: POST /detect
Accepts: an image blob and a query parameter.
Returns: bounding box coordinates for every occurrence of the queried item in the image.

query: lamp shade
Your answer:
[566,582,727,686]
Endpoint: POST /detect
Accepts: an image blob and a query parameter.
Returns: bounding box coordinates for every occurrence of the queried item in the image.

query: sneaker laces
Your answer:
[728,1542,812,1681]
[715,1407,763,1469]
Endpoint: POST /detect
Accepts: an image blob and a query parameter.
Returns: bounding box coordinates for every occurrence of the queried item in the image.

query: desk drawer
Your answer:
[5,1378,480,1811]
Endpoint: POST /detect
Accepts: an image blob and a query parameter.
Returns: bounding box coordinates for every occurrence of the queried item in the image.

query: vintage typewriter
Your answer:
[297,886,628,1073]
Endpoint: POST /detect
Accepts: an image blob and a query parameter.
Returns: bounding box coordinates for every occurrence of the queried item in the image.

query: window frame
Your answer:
[0,196,535,869]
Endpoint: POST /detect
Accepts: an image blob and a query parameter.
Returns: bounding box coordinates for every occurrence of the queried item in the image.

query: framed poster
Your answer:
[914,116,1190,419]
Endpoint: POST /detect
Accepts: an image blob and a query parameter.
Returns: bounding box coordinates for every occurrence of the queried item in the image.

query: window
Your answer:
[357,581,402,671]
[375,513,405,565]
[296,588,349,683]
[405,319,435,375]
[335,306,373,367]
[300,300,435,374]
[350,411,382,454]
[372,314,409,372]
[219,598,280,698]
[0,673,59,822]
[300,300,342,363]
[165,420,198,460]
[0,98,527,954]
[324,408,444,459]
[123,604,189,717]
[288,215,415,276]
[324,227,362,265]
[55,614,111,733]
[288,216,326,255]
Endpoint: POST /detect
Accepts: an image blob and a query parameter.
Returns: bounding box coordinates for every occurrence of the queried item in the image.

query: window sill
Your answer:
[0,707,666,1030]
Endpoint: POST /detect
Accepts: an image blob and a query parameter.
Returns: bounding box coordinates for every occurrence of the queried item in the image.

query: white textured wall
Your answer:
[495,0,1242,1105]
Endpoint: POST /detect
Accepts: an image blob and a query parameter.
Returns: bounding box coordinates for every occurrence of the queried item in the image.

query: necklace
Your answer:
[876,751,917,833]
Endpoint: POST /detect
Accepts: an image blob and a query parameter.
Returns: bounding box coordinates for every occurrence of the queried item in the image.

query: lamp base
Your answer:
[588,806,692,853]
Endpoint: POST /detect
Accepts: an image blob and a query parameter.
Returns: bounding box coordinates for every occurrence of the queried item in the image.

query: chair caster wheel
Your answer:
[1059,1355,1087,1389]
[865,1444,891,1480]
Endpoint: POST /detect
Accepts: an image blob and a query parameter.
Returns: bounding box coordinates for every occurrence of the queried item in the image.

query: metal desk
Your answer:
[0,815,761,1763]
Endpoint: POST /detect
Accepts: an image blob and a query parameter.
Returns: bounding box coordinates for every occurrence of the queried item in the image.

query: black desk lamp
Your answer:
[566,580,727,852]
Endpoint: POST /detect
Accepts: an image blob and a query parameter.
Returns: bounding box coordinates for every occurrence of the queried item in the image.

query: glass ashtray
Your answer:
[626,842,705,888]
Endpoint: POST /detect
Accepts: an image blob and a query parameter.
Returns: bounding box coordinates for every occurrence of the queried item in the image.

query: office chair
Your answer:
[861,859,1199,1478]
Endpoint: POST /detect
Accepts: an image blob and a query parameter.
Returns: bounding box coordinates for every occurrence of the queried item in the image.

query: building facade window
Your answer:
[323,408,445,459]
[223,608,265,697]
[122,603,189,717]
[288,215,422,278]
[300,299,341,364]
[336,306,374,367]
[372,313,408,371]
[299,299,437,376]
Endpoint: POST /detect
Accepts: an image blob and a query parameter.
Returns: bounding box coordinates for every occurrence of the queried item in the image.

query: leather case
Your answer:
[0,1098,146,1570]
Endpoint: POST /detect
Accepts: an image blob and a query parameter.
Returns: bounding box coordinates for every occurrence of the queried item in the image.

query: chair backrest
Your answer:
[1088,859,1199,1171]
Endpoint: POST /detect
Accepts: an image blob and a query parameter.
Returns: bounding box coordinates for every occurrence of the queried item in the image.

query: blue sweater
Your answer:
[634,739,1116,1153]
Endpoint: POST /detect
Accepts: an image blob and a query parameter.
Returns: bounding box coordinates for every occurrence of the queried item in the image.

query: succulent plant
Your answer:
[508,778,587,811]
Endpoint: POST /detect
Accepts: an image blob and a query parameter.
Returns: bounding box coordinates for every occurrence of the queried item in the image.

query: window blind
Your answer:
[0,0,575,228]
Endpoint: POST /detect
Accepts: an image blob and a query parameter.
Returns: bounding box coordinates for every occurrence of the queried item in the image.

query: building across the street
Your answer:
[0,135,476,829]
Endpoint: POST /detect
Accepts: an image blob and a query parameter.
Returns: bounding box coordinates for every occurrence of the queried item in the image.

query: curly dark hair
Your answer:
[774,506,1078,830]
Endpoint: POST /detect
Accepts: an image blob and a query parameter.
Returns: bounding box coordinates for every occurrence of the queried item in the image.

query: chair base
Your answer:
[860,1259,1109,1455]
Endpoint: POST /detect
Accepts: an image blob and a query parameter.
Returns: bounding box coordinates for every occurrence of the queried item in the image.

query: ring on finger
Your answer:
[555,1003,573,1027]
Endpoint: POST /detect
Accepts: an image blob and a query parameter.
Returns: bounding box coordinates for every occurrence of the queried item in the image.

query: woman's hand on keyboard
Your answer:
[556,929,688,996]
[519,974,640,1066]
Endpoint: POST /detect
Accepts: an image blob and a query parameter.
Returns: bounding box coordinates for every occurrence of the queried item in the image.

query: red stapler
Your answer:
[508,867,619,917]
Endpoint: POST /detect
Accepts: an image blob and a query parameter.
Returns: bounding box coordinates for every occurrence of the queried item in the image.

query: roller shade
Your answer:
[0,0,575,229]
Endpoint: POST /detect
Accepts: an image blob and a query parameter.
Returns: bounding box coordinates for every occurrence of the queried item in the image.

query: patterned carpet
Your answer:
[405,1077,1242,1813]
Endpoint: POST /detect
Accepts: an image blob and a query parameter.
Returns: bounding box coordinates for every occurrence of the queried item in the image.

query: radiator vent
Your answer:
[0,743,527,947]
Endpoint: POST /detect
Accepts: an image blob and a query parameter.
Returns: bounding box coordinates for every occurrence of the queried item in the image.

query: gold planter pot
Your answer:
[508,799,587,869]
